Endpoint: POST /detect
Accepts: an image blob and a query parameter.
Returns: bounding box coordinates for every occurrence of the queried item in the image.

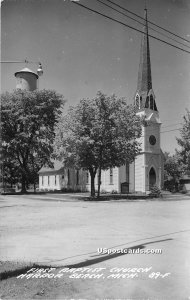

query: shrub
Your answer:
[181,190,187,194]
[61,187,82,193]
[111,190,118,194]
[149,185,162,198]
[164,179,179,192]
[100,189,108,194]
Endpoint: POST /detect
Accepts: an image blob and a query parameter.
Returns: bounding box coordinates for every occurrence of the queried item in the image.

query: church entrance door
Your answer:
[149,167,156,188]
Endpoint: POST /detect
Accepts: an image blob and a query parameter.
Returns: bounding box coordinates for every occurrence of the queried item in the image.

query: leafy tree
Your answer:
[176,109,190,174]
[164,152,183,191]
[54,92,142,197]
[164,111,190,192]
[2,157,20,187]
[1,89,65,192]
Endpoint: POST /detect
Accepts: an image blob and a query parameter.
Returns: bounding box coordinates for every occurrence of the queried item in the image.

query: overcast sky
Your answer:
[1,0,190,154]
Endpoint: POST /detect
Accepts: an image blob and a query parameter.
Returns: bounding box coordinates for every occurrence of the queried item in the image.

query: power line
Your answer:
[141,127,181,137]
[160,128,181,134]
[104,0,190,44]
[0,60,39,64]
[161,118,183,123]
[140,124,182,136]
[145,127,181,134]
[162,123,182,128]
[71,1,190,55]
[95,0,190,50]
[0,61,26,63]
[137,127,181,139]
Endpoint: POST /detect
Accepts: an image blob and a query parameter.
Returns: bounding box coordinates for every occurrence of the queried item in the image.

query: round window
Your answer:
[149,135,156,145]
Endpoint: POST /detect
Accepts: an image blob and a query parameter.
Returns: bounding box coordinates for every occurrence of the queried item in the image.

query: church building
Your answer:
[38,8,164,194]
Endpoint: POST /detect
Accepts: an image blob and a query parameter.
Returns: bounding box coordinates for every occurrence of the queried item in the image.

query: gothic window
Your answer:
[150,95,154,110]
[48,176,50,186]
[145,96,149,108]
[55,175,57,185]
[110,168,113,184]
[140,96,142,108]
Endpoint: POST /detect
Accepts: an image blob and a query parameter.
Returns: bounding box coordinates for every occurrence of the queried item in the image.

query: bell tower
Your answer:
[134,8,162,192]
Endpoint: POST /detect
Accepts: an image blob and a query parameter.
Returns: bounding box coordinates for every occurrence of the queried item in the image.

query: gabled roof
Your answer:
[145,112,161,124]
[38,160,64,175]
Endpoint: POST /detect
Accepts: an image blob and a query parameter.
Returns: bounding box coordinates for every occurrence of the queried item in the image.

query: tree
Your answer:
[2,157,20,188]
[176,109,190,174]
[164,152,183,191]
[54,92,142,197]
[1,89,65,192]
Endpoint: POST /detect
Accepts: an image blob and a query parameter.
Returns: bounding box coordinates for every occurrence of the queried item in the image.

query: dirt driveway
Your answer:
[0,193,190,299]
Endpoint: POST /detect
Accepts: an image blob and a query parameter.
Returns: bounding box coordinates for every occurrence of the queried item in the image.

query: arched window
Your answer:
[145,96,149,108]
[150,95,154,110]
[149,167,156,188]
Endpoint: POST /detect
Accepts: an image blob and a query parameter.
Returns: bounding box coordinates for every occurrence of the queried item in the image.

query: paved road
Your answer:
[0,193,190,299]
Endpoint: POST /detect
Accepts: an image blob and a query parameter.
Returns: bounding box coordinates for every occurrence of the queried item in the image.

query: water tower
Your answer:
[14,63,43,91]
[14,67,39,91]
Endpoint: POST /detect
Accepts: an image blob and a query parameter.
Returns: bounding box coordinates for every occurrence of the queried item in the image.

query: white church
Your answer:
[15,9,164,194]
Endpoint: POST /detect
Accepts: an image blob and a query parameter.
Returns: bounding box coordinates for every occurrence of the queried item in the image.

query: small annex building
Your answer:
[38,161,88,192]
[38,8,164,194]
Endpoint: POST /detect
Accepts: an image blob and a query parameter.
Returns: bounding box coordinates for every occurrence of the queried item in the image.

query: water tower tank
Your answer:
[15,67,38,91]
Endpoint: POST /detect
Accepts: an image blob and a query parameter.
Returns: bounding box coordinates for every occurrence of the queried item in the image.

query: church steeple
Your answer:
[137,8,152,93]
[135,8,158,112]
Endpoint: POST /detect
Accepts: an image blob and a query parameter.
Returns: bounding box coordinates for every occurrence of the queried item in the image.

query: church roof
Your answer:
[137,8,152,94]
[15,67,38,79]
[38,160,64,175]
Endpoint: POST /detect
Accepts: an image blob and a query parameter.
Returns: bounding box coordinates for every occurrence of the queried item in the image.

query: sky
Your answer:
[1,0,190,154]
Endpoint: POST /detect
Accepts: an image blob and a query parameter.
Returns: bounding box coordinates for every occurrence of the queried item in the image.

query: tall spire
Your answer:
[137,8,152,93]
[135,8,158,112]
